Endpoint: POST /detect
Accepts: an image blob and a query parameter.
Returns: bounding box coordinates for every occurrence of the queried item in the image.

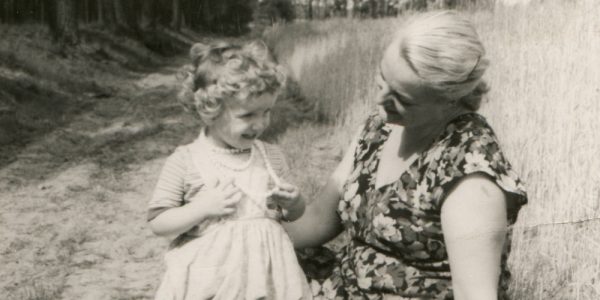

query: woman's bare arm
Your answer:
[282,131,360,248]
[282,177,344,248]
[441,174,509,300]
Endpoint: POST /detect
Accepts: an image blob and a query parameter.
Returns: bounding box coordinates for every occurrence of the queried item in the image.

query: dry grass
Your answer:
[271,0,600,299]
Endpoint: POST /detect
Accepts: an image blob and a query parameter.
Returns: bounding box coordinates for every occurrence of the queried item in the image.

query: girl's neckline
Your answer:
[192,130,284,201]
[200,128,251,155]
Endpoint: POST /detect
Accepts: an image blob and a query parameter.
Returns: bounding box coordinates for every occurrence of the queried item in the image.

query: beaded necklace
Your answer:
[198,130,283,208]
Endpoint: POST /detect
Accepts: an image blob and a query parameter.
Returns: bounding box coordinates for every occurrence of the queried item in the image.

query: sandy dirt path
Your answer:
[0,67,187,299]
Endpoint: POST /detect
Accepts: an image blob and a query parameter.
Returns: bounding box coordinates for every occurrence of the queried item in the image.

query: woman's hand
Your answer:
[268,182,305,222]
[441,174,508,300]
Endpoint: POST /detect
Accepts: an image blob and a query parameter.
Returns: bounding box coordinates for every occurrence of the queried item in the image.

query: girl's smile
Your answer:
[207,93,277,150]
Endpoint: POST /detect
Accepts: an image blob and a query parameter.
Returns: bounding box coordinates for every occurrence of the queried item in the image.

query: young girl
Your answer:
[148,41,312,300]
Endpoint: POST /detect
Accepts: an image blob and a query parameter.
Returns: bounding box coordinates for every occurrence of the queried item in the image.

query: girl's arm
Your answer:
[149,199,214,237]
[441,174,509,300]
[149,179,242,237]
[148,148,242,237]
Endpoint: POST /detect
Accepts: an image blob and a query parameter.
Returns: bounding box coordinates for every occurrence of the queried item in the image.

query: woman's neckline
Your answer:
[373,111,480,191]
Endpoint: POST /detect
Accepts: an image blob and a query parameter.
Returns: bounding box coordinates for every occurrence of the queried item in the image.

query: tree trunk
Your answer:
[171,0,181,30]
[346,0,354,19]
[114,0,127,28]
[139,0,156,30]
[2,0,15,23]
[97,0,104,24]
[201,0,212,26]
[83,0,89,23]
[114,0,137,32]
[307,0,313,20]
[380,0,388,16]
[40,0,47,23]
[100,0,117,29]
[49,0,79,46]
[370,0,377,18]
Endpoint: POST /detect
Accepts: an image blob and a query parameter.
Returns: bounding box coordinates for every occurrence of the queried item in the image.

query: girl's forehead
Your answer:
[227,93,276,111]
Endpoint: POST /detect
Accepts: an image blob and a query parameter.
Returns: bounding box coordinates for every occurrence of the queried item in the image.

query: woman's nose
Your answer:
[375,84,390,105]
[376,89,389,105]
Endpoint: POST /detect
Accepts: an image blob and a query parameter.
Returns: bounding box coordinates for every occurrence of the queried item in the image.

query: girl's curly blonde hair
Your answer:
[177,40,286,123]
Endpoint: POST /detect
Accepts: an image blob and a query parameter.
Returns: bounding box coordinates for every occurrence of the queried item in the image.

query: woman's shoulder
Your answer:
[431,112,528,222]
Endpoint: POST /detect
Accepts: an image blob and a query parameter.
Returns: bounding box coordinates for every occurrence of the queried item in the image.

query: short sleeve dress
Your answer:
[148,135,312,300]
[299,112,528,299]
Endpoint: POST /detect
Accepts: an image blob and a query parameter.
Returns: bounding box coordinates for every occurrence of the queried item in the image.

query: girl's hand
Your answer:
[269,182,305,221]
[188,178,243,218]
[269,183,300,209]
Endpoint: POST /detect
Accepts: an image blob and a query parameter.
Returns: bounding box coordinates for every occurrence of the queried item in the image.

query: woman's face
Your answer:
[207,93,276,150]
[376,41,448,128]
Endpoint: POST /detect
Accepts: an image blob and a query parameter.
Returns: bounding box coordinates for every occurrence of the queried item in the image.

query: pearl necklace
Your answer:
[197,131,283,203]
[200,130,255,171]
[209,145,250,154]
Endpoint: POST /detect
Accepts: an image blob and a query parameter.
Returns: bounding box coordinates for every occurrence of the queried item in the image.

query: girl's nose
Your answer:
[252,116,268,132]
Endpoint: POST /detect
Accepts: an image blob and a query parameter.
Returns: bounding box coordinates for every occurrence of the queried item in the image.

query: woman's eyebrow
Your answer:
[379,69,414,104]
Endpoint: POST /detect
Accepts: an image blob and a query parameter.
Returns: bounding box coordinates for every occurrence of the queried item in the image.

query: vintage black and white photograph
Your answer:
[0,0,598,299]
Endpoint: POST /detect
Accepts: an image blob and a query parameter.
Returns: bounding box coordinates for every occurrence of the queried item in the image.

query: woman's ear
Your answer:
[190,43,209,66]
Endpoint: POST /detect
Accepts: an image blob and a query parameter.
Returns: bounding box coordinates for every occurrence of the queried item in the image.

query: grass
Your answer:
[268,0,600,299]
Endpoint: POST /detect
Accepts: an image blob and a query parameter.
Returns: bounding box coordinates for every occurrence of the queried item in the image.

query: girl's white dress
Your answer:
[151,135,312,300]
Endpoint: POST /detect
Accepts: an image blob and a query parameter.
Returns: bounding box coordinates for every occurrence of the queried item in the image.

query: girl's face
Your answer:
[207,93,276,150]
[376,40,448,128]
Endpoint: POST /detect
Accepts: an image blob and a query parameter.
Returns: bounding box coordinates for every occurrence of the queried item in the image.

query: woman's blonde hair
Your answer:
[177,40,286,123]
[397,10,489,111]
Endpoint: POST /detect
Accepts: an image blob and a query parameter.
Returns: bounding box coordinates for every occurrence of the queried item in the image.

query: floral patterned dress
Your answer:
[298,112,528,299]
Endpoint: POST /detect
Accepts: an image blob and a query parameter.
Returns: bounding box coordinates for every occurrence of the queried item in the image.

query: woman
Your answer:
[284,11,527,300]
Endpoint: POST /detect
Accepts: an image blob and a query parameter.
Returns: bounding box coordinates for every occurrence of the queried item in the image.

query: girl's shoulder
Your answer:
[168,143,195,162]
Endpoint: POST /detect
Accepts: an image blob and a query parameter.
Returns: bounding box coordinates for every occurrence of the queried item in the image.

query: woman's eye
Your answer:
[390,92,411,107]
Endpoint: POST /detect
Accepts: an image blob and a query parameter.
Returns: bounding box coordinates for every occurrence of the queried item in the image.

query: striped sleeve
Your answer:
[147,146,189,221]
